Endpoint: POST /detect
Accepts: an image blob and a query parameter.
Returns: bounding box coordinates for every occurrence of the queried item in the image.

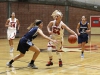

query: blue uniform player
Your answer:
[76,16,91,58]
[6,20,57,69]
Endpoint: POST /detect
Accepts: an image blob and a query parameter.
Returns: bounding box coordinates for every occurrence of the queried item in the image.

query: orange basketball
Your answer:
[68,35,77,44]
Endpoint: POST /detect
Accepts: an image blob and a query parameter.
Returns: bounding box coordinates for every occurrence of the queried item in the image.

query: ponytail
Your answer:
[27,22,35,30]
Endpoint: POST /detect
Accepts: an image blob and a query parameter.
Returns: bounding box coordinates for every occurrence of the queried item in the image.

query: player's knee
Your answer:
[47,47,52,51]
[78,44,82,47]
[36,49,40,53]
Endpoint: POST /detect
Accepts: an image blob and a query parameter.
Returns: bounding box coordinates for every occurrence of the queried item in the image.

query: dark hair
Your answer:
[36,20,42,25]
[27,20,42,30]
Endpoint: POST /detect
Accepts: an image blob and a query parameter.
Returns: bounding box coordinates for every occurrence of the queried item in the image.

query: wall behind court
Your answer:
[0,2,100,38]
[0,2,7,38]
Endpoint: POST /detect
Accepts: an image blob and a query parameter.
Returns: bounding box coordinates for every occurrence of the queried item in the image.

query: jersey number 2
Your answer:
[53,27,60,35]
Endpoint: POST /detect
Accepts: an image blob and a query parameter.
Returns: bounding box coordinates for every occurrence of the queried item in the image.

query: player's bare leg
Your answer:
[81,42,86,58]
[9,39,14,52]
[7,52,25,67]
[28,45,40,69]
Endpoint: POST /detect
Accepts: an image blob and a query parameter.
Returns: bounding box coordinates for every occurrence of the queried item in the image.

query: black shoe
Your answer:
[59,61,63,67]
[6,62,13,68]
[46,61,53,66]
[28,63,38,69]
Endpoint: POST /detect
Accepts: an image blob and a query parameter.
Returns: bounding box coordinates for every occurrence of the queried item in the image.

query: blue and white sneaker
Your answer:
[28,63,38,69]
[10,47,14,53]
[81,53,84,58]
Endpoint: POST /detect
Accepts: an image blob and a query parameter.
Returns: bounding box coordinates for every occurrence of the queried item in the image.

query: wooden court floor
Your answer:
[0,35,100,75]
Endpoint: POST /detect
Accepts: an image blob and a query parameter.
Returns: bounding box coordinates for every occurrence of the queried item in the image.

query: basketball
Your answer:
[68,35,77,44]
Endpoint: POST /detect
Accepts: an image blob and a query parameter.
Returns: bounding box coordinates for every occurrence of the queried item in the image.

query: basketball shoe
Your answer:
[81,53,84,58]
[59,60,63,67]
[46,61,53,66]
[10,47,14,53]
[6,62,13,67]
[28,63,38,69]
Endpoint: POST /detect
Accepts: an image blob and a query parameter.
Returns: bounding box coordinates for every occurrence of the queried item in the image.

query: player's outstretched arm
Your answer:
[37,28,57,43]
[62,23,77,36]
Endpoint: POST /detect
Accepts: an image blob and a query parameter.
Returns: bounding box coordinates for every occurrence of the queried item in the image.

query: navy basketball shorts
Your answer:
[78,33,88,44]
[17,37,34,54]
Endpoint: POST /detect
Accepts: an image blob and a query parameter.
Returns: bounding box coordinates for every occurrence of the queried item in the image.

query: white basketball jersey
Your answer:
[8,18,17,30]
[51,20,64,39]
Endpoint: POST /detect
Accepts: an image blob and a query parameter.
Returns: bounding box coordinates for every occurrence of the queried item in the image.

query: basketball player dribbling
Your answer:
[76,16,91,58]
[46,10,77,67]
[6,20,57,69]
[5,12,20,52]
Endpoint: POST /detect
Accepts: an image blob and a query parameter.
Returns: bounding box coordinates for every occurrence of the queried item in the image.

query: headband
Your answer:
[36,20,42,25]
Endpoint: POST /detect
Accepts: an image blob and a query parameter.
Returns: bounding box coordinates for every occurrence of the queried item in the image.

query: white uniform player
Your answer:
[7,18,17,40]
[5,12,20,52]
[47,20,64,51]
[46,10,77,67]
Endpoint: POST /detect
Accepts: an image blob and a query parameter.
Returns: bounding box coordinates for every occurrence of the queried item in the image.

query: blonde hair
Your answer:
[27,19,42,30]
[51,10,63,19]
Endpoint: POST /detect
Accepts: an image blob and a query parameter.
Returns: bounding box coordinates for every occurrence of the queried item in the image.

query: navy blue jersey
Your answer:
[79,21,88,34]
[78,21,89,44]
[24,26,38,41]
[17,26,39,54]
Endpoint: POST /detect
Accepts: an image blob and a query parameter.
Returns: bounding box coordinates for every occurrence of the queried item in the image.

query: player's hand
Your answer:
[8,24,11,27]
[17,30,19,33]
[48,31,53,35]
[52,40,57,43]
[9,23,12,27]
[77,33,80,35]
[74,33,77,36]
[52,40,59,44]
[86,30,90,33]
[74,33,78,39]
